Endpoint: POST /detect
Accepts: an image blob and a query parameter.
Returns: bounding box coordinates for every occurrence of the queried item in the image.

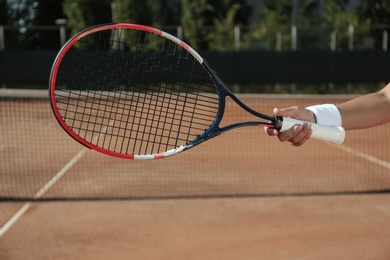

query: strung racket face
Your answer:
[50,24,221,159]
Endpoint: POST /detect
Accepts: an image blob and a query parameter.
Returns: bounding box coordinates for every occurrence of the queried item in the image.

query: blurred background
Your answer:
[0,0,389,93]
[1,2,389,258]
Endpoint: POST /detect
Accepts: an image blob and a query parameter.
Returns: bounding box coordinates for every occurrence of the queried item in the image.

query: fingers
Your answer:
[273,106,300,118]
[278,123,312,147]
[273,106,316,123]
[264,126,279,136]
[264,123,313,146]
[265,106,315,147]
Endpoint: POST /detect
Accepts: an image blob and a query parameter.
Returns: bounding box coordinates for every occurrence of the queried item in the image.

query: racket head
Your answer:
[49,23,222,159]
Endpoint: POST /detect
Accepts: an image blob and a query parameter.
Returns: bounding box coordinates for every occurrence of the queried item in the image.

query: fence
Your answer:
[0,24,389,51]
[1,50,389,88]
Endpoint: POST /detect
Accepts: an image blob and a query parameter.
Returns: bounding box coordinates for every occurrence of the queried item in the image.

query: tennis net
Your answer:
[1,88,389,200]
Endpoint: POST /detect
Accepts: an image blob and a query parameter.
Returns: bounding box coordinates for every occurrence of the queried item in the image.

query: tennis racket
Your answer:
[49,23,345,160]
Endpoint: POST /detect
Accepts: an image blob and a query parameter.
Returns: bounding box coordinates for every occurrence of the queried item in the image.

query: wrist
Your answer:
[306,104,342,127]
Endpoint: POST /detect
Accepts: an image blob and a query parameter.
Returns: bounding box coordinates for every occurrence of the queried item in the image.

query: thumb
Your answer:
[273,106,300,118]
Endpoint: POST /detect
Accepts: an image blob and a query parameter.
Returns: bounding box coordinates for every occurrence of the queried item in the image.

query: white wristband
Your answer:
[306,104,342,127]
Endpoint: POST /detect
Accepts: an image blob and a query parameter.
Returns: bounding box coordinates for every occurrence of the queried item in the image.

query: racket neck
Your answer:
[207,70,275,123]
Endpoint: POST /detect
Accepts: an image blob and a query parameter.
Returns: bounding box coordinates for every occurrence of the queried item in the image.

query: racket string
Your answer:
[55,28,219,155]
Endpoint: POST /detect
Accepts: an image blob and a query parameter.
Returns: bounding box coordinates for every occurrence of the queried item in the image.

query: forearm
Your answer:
[337,84,390,130]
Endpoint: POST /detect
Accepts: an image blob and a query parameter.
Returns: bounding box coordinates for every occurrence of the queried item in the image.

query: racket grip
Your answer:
[277,117,345,144]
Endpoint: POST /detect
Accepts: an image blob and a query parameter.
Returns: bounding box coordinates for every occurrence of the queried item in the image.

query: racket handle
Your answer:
[278,117,345,144]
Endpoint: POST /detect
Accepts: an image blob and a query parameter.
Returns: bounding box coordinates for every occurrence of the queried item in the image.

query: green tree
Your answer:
[111,0,157,26]
[208,3,241,51]
[254,0,323,50]
[255,0,371,51]
[62,0,111,37]
[181,0,251,50]
[324,0,370,50]
[358,0,390,49]
[181,0,213,50]
[110,0,158,50]
[358,0,390,24]
[254,0,295,50]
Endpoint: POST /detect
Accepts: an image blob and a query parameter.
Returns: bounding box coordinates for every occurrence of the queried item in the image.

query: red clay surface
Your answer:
[1,195,390,260]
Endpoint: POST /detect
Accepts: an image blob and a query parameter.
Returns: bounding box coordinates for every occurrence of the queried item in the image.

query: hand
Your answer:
[264,106,316,146]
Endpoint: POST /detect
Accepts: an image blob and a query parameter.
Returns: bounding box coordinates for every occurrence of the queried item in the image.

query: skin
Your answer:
[265,82,390,146]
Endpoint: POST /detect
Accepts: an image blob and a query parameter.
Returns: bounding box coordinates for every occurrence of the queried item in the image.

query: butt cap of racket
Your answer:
[278,117,345,145]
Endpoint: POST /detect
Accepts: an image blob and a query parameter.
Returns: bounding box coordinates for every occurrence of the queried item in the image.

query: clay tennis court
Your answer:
[1,91,390,259]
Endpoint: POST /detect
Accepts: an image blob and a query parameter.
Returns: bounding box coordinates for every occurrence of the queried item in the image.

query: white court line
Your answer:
[34,150,86,199]
[0,203,31,237]
[0,150,86,237]
[327,143,390,170]
[0,121,113,237]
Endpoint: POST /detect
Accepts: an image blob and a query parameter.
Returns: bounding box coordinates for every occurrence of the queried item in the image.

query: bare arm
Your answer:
[337,83,390,130]
[265,83,390,146]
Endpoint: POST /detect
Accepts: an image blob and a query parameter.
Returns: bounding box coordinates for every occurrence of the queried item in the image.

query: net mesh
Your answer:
[1,89,389,200]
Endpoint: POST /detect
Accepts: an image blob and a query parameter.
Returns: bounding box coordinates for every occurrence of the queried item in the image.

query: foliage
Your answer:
[181,0,252,50]
[111,0,157,26]
[358,0,390,49]
[109,0,158,51]
[180,0,213,50]
[253,0,328,50]
[208,3,241,51]
[358,0,390,24]
[254,0,374,51]
[252,0,292,50]
[62,0,111,37]
[323,0,370,50]
[1,0,389,51]
[207,1,253,51]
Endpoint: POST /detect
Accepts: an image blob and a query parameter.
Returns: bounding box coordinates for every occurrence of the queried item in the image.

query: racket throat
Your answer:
[191,128,222,146]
